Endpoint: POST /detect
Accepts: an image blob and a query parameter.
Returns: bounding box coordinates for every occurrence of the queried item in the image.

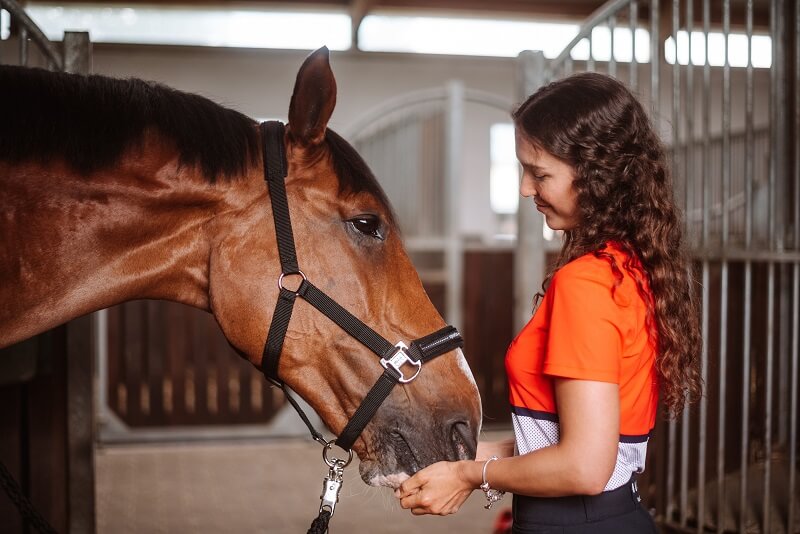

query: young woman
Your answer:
[397,72,702,533]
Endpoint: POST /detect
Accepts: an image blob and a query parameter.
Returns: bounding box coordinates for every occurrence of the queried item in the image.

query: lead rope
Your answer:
[0,460,57,533]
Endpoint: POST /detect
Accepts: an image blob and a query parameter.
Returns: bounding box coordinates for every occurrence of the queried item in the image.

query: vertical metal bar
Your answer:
[651,0,660,119]
[667,418,677,522]
[716,2,731,532]
[763,1,781,529]
[680,407,690,526]
[790,3,800,530]
[565,56,573,77]
[670,2,688,525]
[19,26,27,66]
[588,28,595,72]
[685,0,694,244]
[764,264,775,534]
[609,15,617,78]
[514,51,547,333]
[444,81,463,330]
[739,2,755,531]
[697,2,712,528]
[630,0,638,90]
[699,261,710,534]
[672,0,680,243]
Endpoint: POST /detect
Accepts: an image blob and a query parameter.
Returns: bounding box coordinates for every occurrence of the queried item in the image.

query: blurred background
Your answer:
[0,0,798,532]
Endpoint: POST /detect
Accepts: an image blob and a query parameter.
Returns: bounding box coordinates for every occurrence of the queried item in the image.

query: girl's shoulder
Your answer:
[552,242,646,301]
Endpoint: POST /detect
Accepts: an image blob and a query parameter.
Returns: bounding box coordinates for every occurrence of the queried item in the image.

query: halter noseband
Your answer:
[258,121,464,453]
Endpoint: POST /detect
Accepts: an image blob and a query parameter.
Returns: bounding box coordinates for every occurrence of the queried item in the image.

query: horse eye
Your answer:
[348,215,384,240]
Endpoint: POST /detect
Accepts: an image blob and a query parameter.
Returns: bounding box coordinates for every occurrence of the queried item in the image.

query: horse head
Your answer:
[207,48,482,487]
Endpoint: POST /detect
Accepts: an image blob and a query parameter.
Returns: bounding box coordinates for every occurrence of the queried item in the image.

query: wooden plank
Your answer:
[463,250,513,426]
[146,301,166,425]
[66,315,96,533]
[0,382,23,532]
[27,327,68,533]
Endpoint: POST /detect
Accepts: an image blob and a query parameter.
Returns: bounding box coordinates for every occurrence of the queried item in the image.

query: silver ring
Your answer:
[323,441,353,468]
[278,270,307,293]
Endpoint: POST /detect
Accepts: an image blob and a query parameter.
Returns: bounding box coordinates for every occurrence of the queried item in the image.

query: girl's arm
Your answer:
[475,438,515,461]
[398,378,620,515]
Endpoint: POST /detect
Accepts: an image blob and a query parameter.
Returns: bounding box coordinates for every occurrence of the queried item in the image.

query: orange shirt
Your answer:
[505,242,658,490]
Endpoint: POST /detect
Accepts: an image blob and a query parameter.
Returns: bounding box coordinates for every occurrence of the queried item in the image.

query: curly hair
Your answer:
[512,72,702,418]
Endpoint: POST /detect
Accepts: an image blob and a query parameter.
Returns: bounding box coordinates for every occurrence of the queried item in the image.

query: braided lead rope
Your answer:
[307,509,331,534]
[0,460,58,533]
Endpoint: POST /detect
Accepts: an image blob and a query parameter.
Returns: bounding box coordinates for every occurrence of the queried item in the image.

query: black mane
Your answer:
[0,65,394,216]
[0,65,259,180]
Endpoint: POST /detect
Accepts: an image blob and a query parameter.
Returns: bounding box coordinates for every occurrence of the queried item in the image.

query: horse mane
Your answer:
[0,65,395,217]
[0,65,259,181]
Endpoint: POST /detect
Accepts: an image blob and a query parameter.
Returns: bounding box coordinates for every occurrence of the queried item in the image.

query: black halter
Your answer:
[258,121,464,452]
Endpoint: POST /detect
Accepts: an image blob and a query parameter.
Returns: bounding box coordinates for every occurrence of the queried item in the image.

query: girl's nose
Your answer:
[519,175,536,198]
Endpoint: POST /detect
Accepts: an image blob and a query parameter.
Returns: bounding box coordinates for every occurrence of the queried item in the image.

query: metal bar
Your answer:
[672,0,680,243]
[549,0,634,72]
[764,263,775,533]
[791,5,800,530]
[651,0,660,120]
[689,248,800,263]
[702,0,711,249]
[444,80,463,330]
[588,29,595,71]
[717,5,731,530]
[0,0,62,69]
[716,263,728,534]
[722,0,730,248]
[685,0,694,245]
[630,0,638,90]
[790,262,798,534]
[679,406,689,527]
[609,15,617,78]
[666,418,677,522]
[698,260,710,533]
[739,3,755,531]
[513,51,547,333]
[19,26,26,66]
[698,3,711,528]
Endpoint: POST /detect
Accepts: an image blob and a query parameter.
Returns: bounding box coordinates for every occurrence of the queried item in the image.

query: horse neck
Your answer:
[0,146,242,348]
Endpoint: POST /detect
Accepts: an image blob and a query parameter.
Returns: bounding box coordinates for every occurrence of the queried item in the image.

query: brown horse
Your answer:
[0,47,481,488]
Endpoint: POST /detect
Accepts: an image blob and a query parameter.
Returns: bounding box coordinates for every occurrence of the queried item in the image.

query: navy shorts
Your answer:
[511,478,658,533]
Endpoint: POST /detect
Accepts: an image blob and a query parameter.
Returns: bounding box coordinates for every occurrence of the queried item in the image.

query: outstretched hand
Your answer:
[396,460,477,515]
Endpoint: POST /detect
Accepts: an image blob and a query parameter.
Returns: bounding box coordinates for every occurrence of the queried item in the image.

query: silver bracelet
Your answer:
[479,455,506,510]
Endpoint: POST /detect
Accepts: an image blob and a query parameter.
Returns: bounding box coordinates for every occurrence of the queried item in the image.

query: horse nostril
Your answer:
[450,421,477,460]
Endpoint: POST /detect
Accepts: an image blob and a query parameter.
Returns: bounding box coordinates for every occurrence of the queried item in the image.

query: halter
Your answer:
[258,120,463,482]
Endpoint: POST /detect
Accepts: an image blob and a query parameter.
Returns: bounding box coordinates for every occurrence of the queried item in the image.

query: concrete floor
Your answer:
[96,435,509,533]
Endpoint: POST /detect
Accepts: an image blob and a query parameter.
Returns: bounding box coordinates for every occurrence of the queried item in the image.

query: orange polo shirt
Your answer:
[505,242,658,490]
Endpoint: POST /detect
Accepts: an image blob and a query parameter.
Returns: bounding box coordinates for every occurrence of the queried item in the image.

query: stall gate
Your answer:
[344,85,517,423]
[0,1,94,531]
[517,0,799,532]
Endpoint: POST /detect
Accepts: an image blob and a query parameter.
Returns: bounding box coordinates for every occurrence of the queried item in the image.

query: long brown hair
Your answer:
[513,72,702,418]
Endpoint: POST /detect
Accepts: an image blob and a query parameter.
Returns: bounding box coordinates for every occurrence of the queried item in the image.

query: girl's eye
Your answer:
[347,215,384,240]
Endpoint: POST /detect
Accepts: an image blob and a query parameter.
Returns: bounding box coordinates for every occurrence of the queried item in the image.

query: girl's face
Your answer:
[515,130,580,231]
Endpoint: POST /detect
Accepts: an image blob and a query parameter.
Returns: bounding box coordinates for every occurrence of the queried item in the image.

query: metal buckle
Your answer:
[380,341,422,384]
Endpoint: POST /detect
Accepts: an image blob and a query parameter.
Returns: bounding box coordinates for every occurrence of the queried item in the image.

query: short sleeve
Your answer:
[543,261,625,384]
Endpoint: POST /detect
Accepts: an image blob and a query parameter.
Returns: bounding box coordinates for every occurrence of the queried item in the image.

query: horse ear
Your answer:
[287,46,337,147]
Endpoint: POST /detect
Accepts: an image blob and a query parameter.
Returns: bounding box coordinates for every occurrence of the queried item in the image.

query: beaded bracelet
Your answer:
[479,455,506,510]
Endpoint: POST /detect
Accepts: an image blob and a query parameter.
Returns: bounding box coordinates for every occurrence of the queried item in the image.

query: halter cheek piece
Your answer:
[258,120,464,454]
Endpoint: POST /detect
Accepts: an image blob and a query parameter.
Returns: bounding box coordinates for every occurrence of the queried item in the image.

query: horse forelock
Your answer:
[0,65,259,182]
[325,128,398,228]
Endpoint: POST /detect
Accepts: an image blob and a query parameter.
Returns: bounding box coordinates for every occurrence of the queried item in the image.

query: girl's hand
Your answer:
[396,460,477,515]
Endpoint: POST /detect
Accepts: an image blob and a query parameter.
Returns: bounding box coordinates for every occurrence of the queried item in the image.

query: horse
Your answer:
[0,47,481,489]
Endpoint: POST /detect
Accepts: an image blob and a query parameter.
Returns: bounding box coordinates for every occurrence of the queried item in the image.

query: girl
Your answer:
[397,72,702,533]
